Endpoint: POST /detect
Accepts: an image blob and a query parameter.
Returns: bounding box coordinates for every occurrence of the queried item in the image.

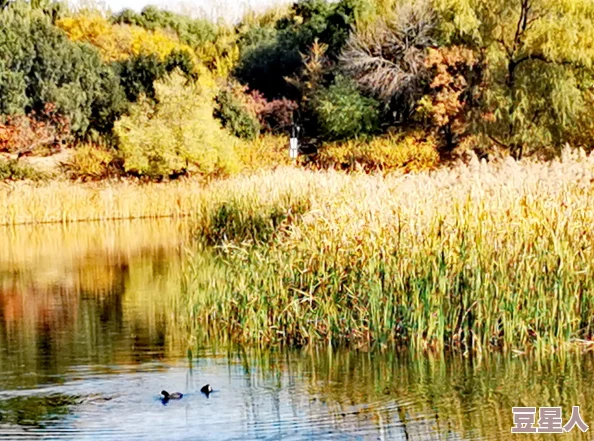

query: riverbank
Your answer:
[5,149,594,352]
[182,149,594,353]
[0,178,208,225]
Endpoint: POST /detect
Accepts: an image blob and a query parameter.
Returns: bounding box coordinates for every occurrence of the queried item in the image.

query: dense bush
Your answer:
[214,88,261,140]
[0,158,48,181]
[63,143,115,181]
[247,91,298,134]
[114,71,239,180]
[315,131,440,172]
[0,3,126,137]
[313,75,381,140]
[0,103,71,156]
[236,134,293,171]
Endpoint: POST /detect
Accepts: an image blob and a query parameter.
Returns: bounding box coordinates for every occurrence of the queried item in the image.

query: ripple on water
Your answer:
[0,358,451,441]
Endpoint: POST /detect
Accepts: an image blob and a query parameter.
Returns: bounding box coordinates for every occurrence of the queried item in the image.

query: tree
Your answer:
[417,46,483,150]
[235,0,363,99]
[115,51,195,102]
[0,2,126,137]
[111,6,217,48]
[340,0,437,124]
[114,71,239,179]
[433,0,594,157]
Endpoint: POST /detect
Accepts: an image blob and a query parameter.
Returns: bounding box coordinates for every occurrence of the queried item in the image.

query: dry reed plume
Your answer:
[0,179,206,225]
[185,149,594,353]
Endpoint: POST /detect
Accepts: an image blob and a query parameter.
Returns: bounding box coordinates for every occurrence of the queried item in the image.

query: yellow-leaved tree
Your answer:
[432,0,594,156]
[114,70,239,179]
[57,13,196,64]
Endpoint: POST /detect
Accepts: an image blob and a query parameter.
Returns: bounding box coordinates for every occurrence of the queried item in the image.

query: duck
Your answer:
[161,390,183,401]
[200,384,213,397]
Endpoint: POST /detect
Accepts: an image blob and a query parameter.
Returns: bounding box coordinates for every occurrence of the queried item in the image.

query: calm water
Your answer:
[0,220,592,440]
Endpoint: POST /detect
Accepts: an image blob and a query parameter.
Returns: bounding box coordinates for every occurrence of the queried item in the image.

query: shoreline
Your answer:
[0,177,208,226]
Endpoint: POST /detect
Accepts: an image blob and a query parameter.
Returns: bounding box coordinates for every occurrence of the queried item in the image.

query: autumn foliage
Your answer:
[2,0,594,181]
[0,104,71,158]
[418,46,482,150]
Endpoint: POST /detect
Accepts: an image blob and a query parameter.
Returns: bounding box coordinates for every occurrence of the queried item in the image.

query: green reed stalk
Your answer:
[182,155,594,353]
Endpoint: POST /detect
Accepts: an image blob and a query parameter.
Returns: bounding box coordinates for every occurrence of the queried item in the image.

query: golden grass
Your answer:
[183,148,594,353]
[0,178,207,225]
[315,131,440,173]
[0,133,295,225]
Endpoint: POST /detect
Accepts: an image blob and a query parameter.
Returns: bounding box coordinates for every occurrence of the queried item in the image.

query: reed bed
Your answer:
[0,179,207,225]
[184,149,594,353]
[0,218,190,267]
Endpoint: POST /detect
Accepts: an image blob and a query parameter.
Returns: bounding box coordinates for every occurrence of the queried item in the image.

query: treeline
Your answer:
[0,0,593,180]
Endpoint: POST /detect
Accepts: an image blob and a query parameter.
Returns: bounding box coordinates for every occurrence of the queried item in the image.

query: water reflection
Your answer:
[0,220,190,391]
[0,221,592,440]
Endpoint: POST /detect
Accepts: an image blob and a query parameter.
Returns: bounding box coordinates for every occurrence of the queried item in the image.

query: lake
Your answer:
[0,220,591,440]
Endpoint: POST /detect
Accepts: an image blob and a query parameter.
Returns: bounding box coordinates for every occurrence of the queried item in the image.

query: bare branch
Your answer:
[339,0,436,121]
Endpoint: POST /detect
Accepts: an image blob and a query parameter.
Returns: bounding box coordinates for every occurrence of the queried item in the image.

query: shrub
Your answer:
[62,143,115,181]
[316,131,440,173]
[0,159,48,181]
[215,81,298,136]
[236,134,293,171]
[312,75,380,140]
[0,103,72,157]
[248,91,298,134]
[214,88,261,140]
[114,71,240,180]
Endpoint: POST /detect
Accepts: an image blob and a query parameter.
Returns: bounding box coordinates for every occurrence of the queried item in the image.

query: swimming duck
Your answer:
[200,384,212,397]
[161,390,183,401]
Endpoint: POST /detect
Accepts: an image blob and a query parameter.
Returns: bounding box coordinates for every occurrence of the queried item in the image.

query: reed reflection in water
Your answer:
[0,220,591,440]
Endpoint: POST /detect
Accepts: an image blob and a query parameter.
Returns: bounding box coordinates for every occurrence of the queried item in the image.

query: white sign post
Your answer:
[290,124,301,159]
[289,136,299,159]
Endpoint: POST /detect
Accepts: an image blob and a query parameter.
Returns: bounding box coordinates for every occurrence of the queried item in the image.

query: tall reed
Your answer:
[0,179,206,225]
[184,150,594,353]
